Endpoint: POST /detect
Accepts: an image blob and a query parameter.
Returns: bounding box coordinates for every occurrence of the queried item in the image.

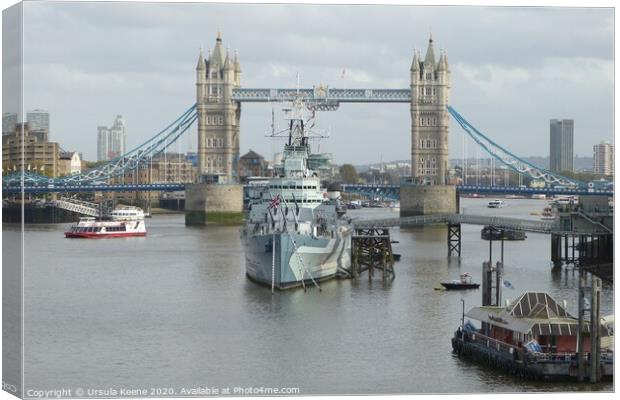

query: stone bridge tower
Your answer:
[196,33,241,182]
[401,35,456,217]
[410,35,450,185]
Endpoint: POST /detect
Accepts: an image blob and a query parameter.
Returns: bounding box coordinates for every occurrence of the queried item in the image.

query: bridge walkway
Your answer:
[53,197,101,217]
[352,213,611,235]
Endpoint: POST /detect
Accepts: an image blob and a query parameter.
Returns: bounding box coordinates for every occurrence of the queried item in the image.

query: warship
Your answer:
[241,98,352,290]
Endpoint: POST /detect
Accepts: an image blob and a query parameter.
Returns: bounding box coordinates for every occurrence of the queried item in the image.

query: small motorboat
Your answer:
[440,273,480,290]
[487,199,505,208]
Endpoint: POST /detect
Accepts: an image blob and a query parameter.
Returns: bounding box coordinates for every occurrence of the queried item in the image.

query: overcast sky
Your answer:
[8,1,614,164]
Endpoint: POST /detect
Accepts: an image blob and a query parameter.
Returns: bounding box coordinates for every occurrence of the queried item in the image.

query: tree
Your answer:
[339,164,359,184]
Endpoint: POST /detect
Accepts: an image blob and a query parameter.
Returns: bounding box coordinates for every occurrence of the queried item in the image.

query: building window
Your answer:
[207,138,212,147]
[426,73,432,80]
[425,88,432,96]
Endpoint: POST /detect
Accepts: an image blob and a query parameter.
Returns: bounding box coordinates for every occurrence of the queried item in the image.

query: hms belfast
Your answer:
[241,98,352,290]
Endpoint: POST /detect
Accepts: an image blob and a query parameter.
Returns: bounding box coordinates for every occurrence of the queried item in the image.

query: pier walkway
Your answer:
[352,213,610,235]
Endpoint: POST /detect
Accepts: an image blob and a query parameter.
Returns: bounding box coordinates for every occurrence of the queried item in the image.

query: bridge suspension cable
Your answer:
[3,104,198,187]
[447,106,582,188]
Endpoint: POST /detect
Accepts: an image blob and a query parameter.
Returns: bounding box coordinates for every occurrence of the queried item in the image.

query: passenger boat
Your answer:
[64,207,147,238]
[487,199,505,208]
[531,194,547,200]
[452,292,614,381]
[440,273,480,290]
[241,98,352,290]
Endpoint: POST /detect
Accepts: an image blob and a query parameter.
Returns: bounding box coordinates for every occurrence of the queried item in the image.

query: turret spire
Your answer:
[223,47,232,70]
[211,32,225,66]
[196,47,206,70]
[437,49,446,71]
[410,49,420,72]
[424,34,436,66]
[234,49,241,72]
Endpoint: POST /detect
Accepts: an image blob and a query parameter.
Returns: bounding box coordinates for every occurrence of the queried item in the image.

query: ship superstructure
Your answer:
[242,98,352,290]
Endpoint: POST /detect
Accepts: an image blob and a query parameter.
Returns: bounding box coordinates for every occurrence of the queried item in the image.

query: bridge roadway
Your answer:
[3,183,613,196]
[341,184,614,197]
[232,88,411,103]
[352,213,610,236]
[2,183,185,194]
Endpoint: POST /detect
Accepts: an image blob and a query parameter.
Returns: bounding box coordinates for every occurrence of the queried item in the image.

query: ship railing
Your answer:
[530,351,614,364]
[461,331,522,358]
[461,330,615,365]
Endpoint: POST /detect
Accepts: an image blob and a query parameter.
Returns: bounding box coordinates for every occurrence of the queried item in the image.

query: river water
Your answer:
[9,198,613,395]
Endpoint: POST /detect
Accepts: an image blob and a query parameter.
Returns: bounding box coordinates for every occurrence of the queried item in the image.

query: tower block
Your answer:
[186,33,243,225]
[401,35,457,217]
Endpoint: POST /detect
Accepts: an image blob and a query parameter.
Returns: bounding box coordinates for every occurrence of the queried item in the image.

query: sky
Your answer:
[5,1,615,164]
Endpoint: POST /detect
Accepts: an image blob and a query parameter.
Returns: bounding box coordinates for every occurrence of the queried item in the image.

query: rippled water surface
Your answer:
[10,198,613,394]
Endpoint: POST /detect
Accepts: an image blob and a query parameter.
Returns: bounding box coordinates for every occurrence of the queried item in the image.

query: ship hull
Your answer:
[244,228,351,290]
[64,232,146,239]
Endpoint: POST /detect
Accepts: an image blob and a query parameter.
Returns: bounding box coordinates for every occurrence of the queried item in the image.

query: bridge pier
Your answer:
[399,184,457,217]
[184,183,244,225]
[447,223,461,258]
[551,233,562,268]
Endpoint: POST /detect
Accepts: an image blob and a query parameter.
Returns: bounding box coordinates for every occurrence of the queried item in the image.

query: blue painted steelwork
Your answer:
[447,106,583,188]
[232,88,411,103]
[3,104,198,187]
[340,183,613,199]
[3,183,185,194]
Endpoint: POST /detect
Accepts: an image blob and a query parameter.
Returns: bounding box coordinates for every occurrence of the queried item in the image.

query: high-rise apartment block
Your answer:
[593,141,613,176]
[2,122,59,177]
[549,119,574,173]
[97,115,126,161]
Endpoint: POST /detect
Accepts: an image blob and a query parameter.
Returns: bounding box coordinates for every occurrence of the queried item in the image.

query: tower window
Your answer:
[425,88,432,96]
[426,73,432,80]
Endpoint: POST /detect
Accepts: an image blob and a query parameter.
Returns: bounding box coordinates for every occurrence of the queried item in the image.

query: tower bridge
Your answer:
[3,33,607,221]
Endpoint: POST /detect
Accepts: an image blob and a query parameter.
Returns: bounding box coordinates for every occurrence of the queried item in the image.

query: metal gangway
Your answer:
[53,197,101,217]
[352,213,611,235]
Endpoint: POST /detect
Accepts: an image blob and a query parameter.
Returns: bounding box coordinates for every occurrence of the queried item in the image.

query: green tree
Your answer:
[339,164,359,184]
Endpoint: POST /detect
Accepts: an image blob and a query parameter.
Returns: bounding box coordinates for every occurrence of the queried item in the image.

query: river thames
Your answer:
[10,198,613,395]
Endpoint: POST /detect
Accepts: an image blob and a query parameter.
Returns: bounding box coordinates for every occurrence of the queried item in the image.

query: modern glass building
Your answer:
[26,109,50,141]
[549,119,574,173]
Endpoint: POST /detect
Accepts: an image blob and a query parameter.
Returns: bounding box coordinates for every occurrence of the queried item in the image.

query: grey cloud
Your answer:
[16,2,614,164]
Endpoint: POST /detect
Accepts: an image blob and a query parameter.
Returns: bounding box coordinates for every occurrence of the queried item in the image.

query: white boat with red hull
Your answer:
[65,207,147,238]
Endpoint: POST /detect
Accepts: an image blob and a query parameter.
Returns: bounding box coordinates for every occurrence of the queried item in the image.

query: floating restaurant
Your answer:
[452,292,613,380]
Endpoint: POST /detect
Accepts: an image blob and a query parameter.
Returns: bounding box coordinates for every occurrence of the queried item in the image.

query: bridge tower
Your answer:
[410,34,450,185]
[196,32,241,182]
[401,35,457,217]
[187,33,244,226]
